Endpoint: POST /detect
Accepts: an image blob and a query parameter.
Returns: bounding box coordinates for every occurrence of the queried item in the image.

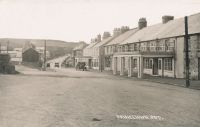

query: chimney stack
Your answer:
[138,18,147,29]
[113,28,121,37]
[103,32,111,40]
[162,15,174,24]
[96,34,101,43]
[91,38,95,43]
[121,26,130,33]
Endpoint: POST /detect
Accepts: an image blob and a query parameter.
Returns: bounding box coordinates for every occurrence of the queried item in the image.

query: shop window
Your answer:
[55,63,59,67]
[164,58,172,71]
[47,63,50,67]
[144,58,153,69]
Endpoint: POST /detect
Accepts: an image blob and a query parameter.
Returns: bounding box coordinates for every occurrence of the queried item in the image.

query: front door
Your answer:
[153,58,158,75]
[88,59,92,69]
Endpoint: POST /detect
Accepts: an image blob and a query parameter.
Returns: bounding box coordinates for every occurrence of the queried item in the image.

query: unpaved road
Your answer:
[0,66,200,127]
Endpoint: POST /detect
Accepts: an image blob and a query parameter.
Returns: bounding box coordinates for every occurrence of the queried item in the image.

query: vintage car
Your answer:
[75,62,87,71]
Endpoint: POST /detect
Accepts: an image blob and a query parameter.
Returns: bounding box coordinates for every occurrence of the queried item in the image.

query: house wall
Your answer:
[189,34,200,79]
[124,57,129,75]
[174,34,200,80]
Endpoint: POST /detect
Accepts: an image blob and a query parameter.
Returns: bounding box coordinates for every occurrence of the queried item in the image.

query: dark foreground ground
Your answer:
[0,65,199,127]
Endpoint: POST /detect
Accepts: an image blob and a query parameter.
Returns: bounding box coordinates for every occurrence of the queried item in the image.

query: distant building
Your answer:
[91,32,113,71]
[14,48,22,52]
[8,51,22,65]
[22,42,39,63]
[0,45,7,52]
[0,47,22,65]
[46,55,70,68]
[35,47,51,61]
[72,41,88,67]
[103,27,137,71]
[22,48,39,62]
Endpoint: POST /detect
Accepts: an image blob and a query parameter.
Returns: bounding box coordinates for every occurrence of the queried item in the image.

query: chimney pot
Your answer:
[113,28,121,37]
[103,32,111,40]
[121,26,130,33]
[138,18,147,29]
[96,34,101,43]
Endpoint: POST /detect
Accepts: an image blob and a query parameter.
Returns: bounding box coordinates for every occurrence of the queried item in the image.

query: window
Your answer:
[165,40,175,51]
[114,46,117,52]
[106,47,109,54]
[125,45,129,52]
[122,46,125,52]
[97,59,99,67]
[129,44,134,52]
[134,43,138,51]
[144,58,153,69]
[164,58,172,71]
[150,42,156,51]
[144,59,149,69]
[157,41,165,51]
[55,63,59,67]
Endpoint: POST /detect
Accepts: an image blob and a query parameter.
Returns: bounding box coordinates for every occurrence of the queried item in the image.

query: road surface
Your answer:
[0,65,199,127]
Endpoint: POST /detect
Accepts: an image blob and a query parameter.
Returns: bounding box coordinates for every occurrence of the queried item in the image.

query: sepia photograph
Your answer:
[0,0,200,126]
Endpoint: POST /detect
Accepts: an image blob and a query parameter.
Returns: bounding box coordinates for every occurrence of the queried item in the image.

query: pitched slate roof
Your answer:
[84,42,98,49]
[93,36,113,48]
[22,42,36,53]
[105,28,139,46]
[120,13,200,45]
[47,55,70,63]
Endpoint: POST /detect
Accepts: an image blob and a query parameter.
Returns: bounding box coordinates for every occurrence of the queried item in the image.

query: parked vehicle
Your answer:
[75,62,86,71]
[0,54,16,74]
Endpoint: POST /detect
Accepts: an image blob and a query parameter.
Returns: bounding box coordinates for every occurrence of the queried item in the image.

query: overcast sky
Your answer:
[0,0,199,43]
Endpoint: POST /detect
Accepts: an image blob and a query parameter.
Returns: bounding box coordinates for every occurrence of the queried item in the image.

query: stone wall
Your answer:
[189,34,200,80]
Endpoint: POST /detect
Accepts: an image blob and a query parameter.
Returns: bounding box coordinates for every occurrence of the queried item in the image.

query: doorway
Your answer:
[153,58,158,75]
[88,59,92,69]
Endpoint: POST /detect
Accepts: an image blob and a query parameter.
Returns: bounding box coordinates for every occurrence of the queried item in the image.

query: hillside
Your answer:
[0,38,80,59]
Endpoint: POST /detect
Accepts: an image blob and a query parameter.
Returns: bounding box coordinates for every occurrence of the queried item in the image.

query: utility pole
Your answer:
[43,40,47,71]
[0,43,1,53]
[7,41,9,53]
[184,16,190,87]
[100,48,103,72]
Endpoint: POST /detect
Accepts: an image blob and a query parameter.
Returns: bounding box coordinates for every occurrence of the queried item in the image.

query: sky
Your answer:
[0,0,199,43]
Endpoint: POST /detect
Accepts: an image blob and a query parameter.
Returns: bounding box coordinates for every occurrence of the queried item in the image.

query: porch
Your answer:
[112,52,175,78]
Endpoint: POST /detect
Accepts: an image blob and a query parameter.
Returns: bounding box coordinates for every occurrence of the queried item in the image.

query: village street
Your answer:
[0,65,200,127]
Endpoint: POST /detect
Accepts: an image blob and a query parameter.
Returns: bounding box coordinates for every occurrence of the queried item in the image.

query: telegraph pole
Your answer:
[7,41,9,53]
[184,16,190,87]
[43,40,47,71]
